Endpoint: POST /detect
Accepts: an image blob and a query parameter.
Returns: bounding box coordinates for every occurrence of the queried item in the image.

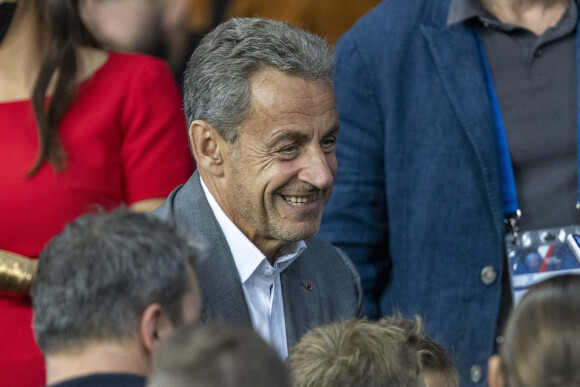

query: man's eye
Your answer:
[321,137,337,152]
[279,145,299,156]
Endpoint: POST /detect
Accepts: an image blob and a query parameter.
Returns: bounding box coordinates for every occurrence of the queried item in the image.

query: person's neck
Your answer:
[0,0,45,102]
[255,237,286,265]
[45,342,149,385]
[200,172,286,265]
[480,0,570,35]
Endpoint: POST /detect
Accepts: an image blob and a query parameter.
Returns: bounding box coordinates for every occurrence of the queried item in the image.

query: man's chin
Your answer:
[272,220,322,243]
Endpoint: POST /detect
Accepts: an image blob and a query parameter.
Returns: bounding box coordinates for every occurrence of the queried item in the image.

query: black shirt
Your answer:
[449,0,579,232]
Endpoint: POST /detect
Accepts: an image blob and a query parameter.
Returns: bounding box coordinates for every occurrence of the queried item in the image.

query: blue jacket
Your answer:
[319,0,580,384]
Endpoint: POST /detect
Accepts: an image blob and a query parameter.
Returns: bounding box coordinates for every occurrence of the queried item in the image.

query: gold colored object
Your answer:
[0,251,33,293]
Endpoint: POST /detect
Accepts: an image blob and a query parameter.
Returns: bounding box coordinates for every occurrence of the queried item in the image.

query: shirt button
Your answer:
[480,266,497,285]
[471,364,483,383]
[264,268,275,276]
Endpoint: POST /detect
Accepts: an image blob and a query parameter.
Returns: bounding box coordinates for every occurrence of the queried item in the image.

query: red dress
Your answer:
[0,52,193,386]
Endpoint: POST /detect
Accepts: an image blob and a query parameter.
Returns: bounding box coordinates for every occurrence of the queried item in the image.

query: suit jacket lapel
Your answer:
[420,0,505,243]
[282,241,342,350]
[172,172,252,326]
[281,251,315,350]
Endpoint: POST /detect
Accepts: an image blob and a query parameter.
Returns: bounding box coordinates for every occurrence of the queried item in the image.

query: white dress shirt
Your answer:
[200,177,306,358]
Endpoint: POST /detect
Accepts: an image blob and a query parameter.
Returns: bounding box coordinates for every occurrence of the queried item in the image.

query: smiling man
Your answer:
[154,17,364,358]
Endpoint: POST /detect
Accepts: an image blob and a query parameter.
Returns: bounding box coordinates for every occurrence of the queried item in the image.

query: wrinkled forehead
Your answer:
[249,68,334,100]
[247,69,336,121]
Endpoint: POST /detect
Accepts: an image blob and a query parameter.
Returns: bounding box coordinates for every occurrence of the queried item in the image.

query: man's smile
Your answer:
[283,194,317,206]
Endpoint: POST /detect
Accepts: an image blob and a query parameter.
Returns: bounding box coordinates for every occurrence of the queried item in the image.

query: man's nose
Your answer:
[297,148,336,190]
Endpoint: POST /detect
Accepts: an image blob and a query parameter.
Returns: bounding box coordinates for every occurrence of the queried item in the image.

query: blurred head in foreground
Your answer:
[148,323,289,387]
[488,274,580,387]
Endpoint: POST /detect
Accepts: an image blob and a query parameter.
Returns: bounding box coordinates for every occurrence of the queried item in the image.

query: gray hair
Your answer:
[32,211,203,355]
[148,323,289,387]
[183,17,333,144]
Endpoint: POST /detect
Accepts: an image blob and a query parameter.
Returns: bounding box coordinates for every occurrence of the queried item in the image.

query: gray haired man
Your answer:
[32,211,202,387]
[154,17,364,359]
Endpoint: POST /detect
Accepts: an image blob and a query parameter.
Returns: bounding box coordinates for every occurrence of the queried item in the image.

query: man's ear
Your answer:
[488,355,505,387]
[140,303,175,354]
[189,120,227,176]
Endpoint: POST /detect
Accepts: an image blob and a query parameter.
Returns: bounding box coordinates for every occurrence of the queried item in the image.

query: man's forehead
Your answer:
[249,69,334,108]
[231,69,337,144]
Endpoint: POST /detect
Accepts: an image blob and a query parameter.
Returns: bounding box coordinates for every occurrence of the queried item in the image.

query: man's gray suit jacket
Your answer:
[153,172,365,350]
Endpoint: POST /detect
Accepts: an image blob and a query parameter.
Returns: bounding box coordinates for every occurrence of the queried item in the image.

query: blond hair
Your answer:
[378,316,459,387]
[288,318,423,387]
